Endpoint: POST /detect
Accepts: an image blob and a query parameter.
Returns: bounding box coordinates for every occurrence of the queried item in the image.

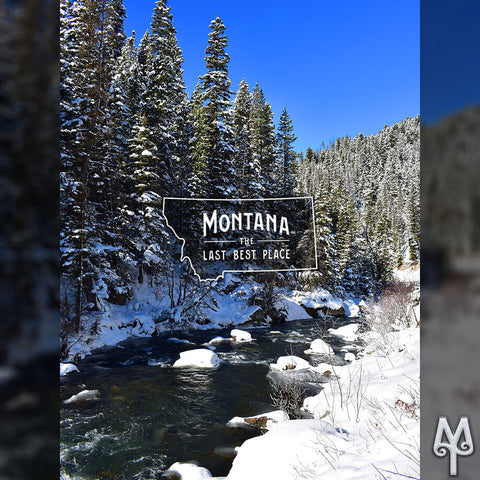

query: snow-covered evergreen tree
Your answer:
[297,116,420,296]
[138,0,188,198]
[233,79,264,197]
[251,84,277,197]
[60,0,126,329]
[191,16,236,198]
[276,108,297,197]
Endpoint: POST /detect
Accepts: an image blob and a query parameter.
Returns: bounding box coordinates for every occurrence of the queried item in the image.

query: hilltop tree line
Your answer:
[297,116,419,296]
[60,0,419,332]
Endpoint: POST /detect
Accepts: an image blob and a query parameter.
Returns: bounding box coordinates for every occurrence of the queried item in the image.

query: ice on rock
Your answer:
[304,338,333,355]
[173,349,222,368]
[230,329,253,342]
[270,355,311,371]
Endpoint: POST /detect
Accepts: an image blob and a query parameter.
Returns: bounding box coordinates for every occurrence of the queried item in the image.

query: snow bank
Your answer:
[270,355,311,371]
[173,349,222,368]
[328,323,359,342]
[167,462,212,479]
[276,287,350,320]
[304,338,333,355]
[60,363,79,376]
[229,323,420,480]
[227,410,289,430]
[203,285,266,328]
[230,329,253,342]
[394,265,420,283]
[226,419,350,480]
[63,389,100,405]
[276,297,312,321]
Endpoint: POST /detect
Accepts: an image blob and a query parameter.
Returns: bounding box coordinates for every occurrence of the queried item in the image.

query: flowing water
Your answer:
[60,317,359,479]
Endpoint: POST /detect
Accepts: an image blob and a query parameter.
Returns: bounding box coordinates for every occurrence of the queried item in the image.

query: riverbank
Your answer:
[62,277,360,363]
[223,269,420,480]
[61,267,419,479]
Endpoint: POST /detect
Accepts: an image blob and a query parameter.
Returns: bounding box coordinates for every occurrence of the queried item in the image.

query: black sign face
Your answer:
[163,197,318,281]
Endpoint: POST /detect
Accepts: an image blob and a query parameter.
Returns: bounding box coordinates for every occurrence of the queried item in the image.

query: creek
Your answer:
[60,317,357,479]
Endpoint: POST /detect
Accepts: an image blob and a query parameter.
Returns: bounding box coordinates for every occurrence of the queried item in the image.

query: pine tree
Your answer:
[118,114,171,282]
[116,32,141,116]
[191,16,236,198]
[138,0,187,197]
[408,191,420,261]
[276,108,297,197]
[60,0,126,330]
[251,84,277,197]
[233,79,263,197]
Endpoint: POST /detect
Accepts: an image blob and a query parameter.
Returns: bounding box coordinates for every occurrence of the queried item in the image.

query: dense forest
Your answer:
[60,0,419,346]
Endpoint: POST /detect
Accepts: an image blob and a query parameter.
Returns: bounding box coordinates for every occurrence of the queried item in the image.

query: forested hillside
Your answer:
[297,116,419,295]
[60,0,419,348]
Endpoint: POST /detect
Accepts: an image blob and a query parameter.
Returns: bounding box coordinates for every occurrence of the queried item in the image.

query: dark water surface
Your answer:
[60,317,355,479]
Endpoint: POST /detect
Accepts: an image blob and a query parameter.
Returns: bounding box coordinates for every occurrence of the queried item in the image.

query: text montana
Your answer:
[203,210,290,236]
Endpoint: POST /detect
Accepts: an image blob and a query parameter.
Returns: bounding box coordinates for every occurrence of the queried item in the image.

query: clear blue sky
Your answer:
[123,0,419,153]
[422,0,480,124]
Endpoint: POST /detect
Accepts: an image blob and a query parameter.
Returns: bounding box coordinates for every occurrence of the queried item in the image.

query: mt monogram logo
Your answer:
[433,416,474,476]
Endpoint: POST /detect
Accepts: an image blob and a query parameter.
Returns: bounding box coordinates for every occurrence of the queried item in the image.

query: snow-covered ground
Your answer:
[226,324,420,480]
[222,269,420,480]
[62,279,358,363]
[394,263,420,283]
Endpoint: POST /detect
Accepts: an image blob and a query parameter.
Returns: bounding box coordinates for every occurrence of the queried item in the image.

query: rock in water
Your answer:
[63,389,100,404]
[166,462,212,479]
[230,329,253,342]
[173,349,222,368]
[304,339,334,355]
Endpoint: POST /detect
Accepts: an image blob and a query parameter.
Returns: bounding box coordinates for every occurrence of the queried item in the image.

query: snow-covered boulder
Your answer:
[60,363,79,376]
[230,329,253,342]
[328,323,359,342]
[270,355,311,371]
[344,352,355,362]
[227,410,289,431]
[298,295,346,318]
[63,389,99,405]
[205,336,231,345]
[173,349,222,368]
[304,339,333,355]
[276,297,312,321]
[312,362,334,376]
[166,462,212,479]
